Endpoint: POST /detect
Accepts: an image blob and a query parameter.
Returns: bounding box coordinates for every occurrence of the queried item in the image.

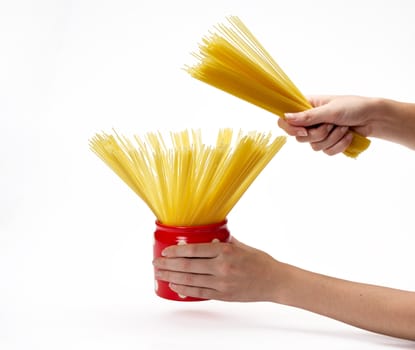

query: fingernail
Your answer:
[284,112,296,120]
[296,129,308,137]
[161,249,167,257]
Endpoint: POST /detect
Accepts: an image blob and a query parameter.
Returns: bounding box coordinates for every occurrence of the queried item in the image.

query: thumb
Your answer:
[229,236,241,245]
[284,105,334,127]
[229,236,252,250]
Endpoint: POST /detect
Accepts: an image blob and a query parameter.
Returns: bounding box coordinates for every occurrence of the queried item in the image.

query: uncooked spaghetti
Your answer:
[90,129,286,226]
[185,16,370,158]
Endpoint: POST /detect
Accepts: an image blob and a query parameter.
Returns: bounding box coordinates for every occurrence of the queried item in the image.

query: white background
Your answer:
[1,0,415,349]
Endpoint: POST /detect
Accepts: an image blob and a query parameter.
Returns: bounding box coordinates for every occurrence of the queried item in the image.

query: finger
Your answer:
[311,126,349,151]
[162,242,225,258]
[156,270,214,289]
[153,256,215,274]
[285,104,336,127]
[324,131,354,156]
[296,123,334,143]
[277,118,308,137]
[169,283,220,300]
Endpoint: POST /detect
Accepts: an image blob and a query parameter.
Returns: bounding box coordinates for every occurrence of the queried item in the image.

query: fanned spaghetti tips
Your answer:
[90,129,286,226]
[186,16,371,158]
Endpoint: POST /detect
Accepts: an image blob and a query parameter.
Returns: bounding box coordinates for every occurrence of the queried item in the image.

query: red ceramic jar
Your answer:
[153,219,231,301]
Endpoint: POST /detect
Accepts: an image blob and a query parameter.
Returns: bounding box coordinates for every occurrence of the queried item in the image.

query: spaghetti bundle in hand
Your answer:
[186,16,370,158]
[90,129,286,226]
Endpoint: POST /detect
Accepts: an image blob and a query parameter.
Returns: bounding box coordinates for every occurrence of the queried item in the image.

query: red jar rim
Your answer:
[155,219,228,233]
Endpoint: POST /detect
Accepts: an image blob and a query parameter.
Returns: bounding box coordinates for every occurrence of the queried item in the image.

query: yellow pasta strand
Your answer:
[186,16,370,158]
[90,129,286,226]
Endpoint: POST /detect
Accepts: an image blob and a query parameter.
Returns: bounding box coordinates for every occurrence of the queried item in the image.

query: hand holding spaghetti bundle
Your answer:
[185,16,370,158]
[90,129,286,226]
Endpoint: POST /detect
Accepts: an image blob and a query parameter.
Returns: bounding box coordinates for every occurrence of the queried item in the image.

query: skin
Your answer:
[153,96,415,340]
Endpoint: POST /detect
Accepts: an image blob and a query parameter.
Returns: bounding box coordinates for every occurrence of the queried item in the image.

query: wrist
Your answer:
[269,262,299,305]
[368,97,415,149]
[368,97,396,138]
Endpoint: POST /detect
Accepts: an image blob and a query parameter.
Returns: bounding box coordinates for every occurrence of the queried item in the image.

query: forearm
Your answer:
[274,263,415,340]
[370,98,415,150]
